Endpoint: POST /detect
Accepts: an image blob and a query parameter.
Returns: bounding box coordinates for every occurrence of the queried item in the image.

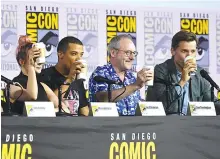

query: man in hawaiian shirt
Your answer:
[89,34,154,116]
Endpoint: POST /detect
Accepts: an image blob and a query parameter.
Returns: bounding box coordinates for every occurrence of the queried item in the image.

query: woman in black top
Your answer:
[1,38,39,113]
[11,35,69,115]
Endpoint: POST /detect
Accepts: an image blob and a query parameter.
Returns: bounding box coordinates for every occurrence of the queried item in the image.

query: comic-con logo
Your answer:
[180,13,209,68]
[189,104,196,112]
[26,6,59,66]
[1,30,17,57]
[1,134,33,159]
[92,105,99,114]
[109,132,157,159]
[144,11,173,66]
[1,4,19,88]
[181,18,209,60]
[106,10,137,66]
[1,5,17,58]
[82,33,98,59]
[66,8,98,74]
[216,14,220,74]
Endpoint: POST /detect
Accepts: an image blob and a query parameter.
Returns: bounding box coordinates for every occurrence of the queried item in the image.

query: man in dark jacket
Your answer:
[147,30,219,115]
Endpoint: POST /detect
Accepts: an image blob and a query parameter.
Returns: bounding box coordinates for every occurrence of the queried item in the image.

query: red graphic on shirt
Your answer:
[66,90,79,115]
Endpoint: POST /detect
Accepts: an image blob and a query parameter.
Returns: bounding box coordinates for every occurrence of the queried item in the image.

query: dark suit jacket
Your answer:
[147,57,219,115]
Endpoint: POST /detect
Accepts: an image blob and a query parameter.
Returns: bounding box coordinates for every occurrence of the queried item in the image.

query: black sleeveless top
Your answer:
[12,72,49,115]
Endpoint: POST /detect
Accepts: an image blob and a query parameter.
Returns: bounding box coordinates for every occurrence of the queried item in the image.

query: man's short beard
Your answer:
[175,60,184,71]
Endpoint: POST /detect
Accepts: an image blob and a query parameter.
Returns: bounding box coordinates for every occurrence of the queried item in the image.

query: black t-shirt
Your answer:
[40,67,89,113]
[12,72,49,115]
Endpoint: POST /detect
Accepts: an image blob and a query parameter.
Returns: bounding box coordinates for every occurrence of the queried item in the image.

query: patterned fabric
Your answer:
[177,71,189,115]
[89,63,141,116]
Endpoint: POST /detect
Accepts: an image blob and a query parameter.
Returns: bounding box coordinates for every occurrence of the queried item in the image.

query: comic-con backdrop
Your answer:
[1,2,220,98]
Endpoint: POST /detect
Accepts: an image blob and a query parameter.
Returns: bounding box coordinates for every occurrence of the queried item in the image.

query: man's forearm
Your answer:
[96,83,141,102]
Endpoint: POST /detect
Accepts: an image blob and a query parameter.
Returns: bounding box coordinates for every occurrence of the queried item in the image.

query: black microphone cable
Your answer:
[13,82,24,102]
[111,83,126,102]
[165,83,185,115]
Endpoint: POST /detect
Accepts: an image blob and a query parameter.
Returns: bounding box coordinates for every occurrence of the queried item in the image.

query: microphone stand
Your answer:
[107,84,112,102]
[154,78,183,115]
[211,86,214,102]
[56,84,73,117]
[165,84,183,116]
[165,85,179,115]
[166,85,170,113]
[1,83,19,116]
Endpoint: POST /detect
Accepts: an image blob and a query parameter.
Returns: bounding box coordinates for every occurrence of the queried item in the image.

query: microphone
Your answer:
[200,70,219,90]
[1,75,14,85]
[94,76,123,85]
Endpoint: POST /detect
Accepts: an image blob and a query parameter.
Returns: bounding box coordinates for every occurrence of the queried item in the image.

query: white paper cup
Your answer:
[33,42,46,64]
[184,56,197,75]
[77,60,87,80]
[144,66,154,86]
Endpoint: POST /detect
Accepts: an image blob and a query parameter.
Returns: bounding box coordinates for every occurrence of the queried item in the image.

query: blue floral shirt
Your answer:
[89,63,141,116]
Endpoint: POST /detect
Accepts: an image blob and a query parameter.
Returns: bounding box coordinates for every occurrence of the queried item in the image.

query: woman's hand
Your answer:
[27,46,41,67]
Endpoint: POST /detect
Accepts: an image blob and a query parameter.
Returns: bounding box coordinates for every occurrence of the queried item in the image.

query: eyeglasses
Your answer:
[114,48,138,57]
